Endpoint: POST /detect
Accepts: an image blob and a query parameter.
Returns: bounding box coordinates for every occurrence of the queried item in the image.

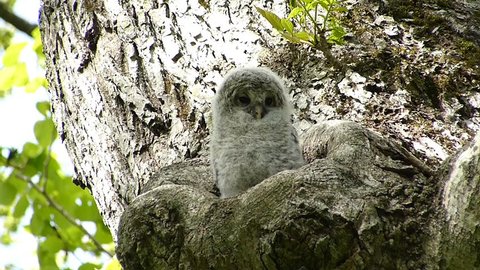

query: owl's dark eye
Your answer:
[265,97,274,107]
[237,95,251,106]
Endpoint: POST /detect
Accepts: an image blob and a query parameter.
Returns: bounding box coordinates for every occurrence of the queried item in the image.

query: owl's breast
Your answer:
[214,120,301,169]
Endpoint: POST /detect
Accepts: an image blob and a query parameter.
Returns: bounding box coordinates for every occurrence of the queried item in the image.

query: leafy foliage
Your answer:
[0,42,29,94]
[256,0,347,46]
[0,25,116,269]
[0,29,47,98]
[256,0,347,70]
[0,28,14,50]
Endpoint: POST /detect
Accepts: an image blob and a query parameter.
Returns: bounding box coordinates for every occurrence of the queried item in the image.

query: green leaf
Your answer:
[75,198,102,222]
[47,158,62,182]
[328,24,346,44]
[319,0,330,10]
[3,215,19,231]
[26,77,48,93]
[255,6,283,31]
[2,42,27,66]
[22,142,43,158]
[0,66,16,93]
[32,28,44,58]
[94,222,113,244]
[0,63,29,92]
[38,239,60,270]
[13,63,29,86]
[79,263,102,270]
[36,100,51,116]
[281,19,294,33]
[294,31,315,43]
[288,7,303,19]
[306,2,316,11]
[29,213,46,236]
[23,158,46,177]
[104,257,122,270]
[0,180,17,205]
[6,173,27,194]
[34,118,57,147]
[0,28,13,50]
[46,174,78,212]
[279,32,302,43]
[0,233,12,245]
[29,204,51,236]
[0,205,8,216]
[58,220,84,249]
[13,195,29,218]
[43,235,64,253]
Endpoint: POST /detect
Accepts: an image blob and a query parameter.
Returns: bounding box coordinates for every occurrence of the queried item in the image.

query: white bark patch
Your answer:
[443,133,480,233]
[413,137,448,160]
[469,92,480,109]
[338,71,371,104]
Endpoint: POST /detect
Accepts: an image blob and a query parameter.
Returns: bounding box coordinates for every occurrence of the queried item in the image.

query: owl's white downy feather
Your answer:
[211,67,304,198]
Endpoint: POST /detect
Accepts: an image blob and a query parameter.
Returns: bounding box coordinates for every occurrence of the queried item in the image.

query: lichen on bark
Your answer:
[117,121,447,269]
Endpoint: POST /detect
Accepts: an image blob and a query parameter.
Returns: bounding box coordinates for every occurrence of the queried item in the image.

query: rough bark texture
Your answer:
[117,121,428,269]
[39,0,479,268]
[117,121,479,269]
[437,131,480,268]
[40,0,284,234]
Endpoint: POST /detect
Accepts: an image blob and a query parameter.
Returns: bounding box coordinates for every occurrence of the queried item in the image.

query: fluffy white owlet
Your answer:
[210,67,305,198]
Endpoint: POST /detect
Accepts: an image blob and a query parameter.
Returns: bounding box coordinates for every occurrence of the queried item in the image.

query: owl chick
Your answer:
[211,67,304,198]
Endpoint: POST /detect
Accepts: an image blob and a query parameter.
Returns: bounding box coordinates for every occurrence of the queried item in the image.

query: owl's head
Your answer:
[214,67,289,120]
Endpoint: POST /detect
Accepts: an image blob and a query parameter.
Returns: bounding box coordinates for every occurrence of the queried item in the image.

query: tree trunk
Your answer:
[39,0,480,268]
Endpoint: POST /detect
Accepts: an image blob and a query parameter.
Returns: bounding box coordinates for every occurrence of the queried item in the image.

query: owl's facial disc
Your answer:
[232,89,282,119]
[236,94,267,119]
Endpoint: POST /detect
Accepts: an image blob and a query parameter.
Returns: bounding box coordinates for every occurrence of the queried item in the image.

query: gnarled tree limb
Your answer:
[118,121,477,269]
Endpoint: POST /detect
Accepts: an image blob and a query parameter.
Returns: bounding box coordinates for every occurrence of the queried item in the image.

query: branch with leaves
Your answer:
[256,0,347,70]
[0,111,115,268]
[14,171,113,257]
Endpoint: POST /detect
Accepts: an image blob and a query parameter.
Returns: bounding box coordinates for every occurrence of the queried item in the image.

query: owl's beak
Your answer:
[254,105,266,119]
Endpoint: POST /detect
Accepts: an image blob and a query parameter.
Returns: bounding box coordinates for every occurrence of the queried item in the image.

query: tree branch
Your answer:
[0,3,37,37]
[14,172,114,257]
